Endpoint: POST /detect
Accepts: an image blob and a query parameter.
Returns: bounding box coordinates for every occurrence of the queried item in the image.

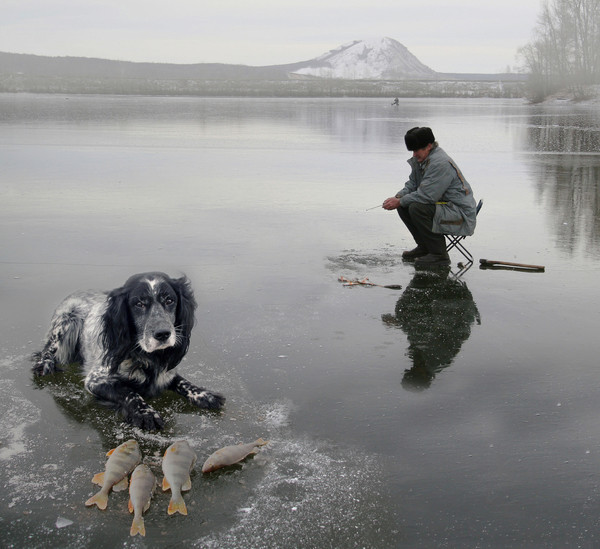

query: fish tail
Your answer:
[167,494,188,516]
[85,491,108,510]
[130,516,146,537]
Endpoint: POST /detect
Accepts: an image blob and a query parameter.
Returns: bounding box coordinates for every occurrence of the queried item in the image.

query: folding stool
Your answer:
[444,199,483,264]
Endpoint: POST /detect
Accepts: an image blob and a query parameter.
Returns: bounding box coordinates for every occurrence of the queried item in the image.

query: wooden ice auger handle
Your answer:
[479,259,545,272]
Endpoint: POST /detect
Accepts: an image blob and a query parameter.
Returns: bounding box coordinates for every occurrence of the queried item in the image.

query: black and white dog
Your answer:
[32,272,225,430]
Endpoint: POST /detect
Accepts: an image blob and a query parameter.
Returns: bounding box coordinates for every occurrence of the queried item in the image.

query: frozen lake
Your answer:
[1,94,600,548]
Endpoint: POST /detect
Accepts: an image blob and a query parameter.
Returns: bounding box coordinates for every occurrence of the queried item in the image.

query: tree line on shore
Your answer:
[0,73,524,98]
[519,0,600,102]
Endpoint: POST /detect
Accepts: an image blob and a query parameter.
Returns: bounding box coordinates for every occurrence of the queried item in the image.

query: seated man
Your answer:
[383,127,477,267]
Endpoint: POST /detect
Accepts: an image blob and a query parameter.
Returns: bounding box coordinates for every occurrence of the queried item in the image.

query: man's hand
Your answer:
[383,197,401,210]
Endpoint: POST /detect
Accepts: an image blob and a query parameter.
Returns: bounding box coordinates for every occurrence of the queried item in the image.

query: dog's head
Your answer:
[101,272,197,372]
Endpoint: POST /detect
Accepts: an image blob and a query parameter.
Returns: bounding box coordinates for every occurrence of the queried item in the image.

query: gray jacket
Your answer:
[395,145,477,236]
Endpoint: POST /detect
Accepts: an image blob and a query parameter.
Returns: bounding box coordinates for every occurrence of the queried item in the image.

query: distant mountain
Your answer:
[291,37,436,80]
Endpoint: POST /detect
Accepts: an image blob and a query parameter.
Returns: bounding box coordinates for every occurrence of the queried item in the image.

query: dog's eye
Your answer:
[135,301,146,309]
[164,297,175,306]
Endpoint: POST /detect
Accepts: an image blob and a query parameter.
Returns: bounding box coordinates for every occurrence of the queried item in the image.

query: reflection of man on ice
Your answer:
[382,271,480,391]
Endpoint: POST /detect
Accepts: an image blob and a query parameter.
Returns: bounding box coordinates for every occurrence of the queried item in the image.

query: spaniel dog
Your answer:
[32,272,225,430]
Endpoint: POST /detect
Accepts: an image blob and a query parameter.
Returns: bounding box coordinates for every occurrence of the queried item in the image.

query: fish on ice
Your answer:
[85,439,142,510]
[161,440,197,516]
[128,464,156,537]
[201,438,268,473]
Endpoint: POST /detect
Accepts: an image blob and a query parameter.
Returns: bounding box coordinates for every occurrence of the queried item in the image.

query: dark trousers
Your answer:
[397,203,447,256]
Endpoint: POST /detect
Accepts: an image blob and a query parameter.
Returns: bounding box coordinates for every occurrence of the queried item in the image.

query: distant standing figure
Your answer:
[392,97,400,106]
[382,127,477,267]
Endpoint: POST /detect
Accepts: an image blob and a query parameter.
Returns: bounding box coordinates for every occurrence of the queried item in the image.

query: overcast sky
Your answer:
[3,1,542,73]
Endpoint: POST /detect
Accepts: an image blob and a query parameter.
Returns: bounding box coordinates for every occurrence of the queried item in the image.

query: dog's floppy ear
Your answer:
[101,285,133,372]
[168,275,197,366]
[174,275,197,330]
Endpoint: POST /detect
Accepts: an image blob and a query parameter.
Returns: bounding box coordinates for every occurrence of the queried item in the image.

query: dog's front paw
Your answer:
[124,404,165,431]
[188,390,226,411]
[31,352,62,376]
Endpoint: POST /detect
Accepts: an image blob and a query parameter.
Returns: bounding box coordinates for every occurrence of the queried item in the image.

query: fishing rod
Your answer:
[338,276,402,290]
[366,204,383,211]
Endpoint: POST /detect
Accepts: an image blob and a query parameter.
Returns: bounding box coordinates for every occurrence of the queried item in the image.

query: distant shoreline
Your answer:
[0,77,526,99]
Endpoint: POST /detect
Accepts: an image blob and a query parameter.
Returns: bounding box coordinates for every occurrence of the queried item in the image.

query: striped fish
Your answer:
[161,440,197,515]
[85,439,141,510]
[128,464,156,536]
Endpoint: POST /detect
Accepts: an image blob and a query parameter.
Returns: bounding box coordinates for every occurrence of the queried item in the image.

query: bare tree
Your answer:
[519,0,600,100]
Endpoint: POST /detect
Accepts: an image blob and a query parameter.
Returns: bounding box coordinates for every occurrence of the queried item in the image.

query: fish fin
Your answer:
[143,500,152,513]
[128,499,134,513]
[113,477,129,492]
[256,438,269,446]
[91,472,104,486]
[85,491,108,510]
[106,447,115,456]
[168,495,187,516]
[182,476,192,491]
[162,477,171,491]
[130,516,146,537]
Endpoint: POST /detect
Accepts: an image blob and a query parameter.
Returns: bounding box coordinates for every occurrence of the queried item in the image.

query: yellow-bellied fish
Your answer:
[201,438,268,473]
[161,440,197,515]
[128,464,156,537]
[85,439,142,510]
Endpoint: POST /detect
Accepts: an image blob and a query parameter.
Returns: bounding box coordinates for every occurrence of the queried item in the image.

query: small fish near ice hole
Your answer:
[202,439,269,473]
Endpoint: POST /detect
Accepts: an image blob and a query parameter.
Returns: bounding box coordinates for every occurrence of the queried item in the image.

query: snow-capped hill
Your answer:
[292,37,436,80]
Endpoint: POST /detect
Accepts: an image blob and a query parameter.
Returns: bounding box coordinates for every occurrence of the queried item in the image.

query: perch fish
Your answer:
[201,438,268,473]
[128,464,156,537]
[85,439,142,510]
[161,440,197,516]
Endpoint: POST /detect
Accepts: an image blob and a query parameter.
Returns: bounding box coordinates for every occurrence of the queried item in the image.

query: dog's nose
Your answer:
[154,330,172,342]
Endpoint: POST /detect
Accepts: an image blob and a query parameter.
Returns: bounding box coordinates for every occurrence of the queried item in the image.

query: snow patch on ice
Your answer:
[260,399,294,429]
[0,380,41,461]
